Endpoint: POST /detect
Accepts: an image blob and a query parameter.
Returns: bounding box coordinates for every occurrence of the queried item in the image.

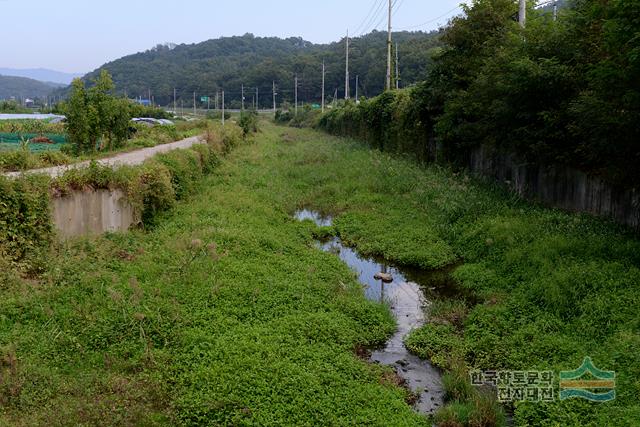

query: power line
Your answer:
[370,0,392,33]
[392,0,406,17]
[354,0,386,35]
[358,0,387,36]
[396,5,462,30]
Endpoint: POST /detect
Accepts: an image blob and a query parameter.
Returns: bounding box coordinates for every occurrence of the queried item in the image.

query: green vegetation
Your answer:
[0,87,212,173]
[171,123,638,426]
[0,123,422,426]
[75,31,442,106]
[276,105,322,128]
[320,0,640,187]
[0,123,242,267]
[0,119,65,136]
[238,111,259,137]
[0,101,32,114]
[0,118,211,173]
[0,75,60,100]
[2,123,638,426]
[65,71,132,153]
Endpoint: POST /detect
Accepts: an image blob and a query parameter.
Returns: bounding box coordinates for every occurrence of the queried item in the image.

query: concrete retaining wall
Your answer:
[469,145,640,229]
[52,189,139,238]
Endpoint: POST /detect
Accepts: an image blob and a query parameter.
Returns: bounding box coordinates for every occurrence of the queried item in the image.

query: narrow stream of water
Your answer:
[295,209,445,415]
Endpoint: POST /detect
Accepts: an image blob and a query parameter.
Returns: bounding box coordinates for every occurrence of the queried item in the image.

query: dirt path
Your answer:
[3,135,204,179]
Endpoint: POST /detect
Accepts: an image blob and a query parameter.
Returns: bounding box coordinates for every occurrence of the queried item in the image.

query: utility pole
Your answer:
[322,61,325,113]
[345,30,350,99]
[519,0,526,27]
[294,75,298,115]
[256,87,259,111]
[207,95,210,112]
[149,88,152,105]
[272,81,277,113]
[173,88,176,113]
[193,91,196,115]
[395,43,400,89]
[553,0,558,21]
[222,91,225,125]
[241,84,245,112]
[386,0,393,90]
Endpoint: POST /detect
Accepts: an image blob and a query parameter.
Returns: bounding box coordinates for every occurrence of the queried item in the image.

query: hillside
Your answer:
[0,68,82,85]
[0,75,61,99]
[82,31,442,107]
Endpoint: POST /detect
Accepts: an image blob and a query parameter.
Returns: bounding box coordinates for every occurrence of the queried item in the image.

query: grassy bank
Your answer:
[1,122,638,425]
[209,123,639,426]
[0,123,425,425]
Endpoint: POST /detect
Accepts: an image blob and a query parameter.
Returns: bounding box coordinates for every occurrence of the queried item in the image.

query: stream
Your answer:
[295,209,446,415]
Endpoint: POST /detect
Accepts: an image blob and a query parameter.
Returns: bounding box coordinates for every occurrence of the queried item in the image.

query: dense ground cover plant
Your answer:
[232,125,639,426]
[2,124,638,425]
[0,122,423,426]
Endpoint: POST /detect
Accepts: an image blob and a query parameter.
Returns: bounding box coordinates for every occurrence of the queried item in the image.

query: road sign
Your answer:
[200,96,210,102]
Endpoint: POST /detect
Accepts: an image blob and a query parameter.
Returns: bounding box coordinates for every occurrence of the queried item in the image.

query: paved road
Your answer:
[4,135,204,179]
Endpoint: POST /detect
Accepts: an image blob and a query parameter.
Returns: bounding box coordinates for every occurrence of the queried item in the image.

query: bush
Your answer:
[0,174,53,264]
[238,111,259,137]
[156,149,203,199]
[137,161,176,225]
[289,106,321,128]
[274,109,294,124]
[1,124,243,262]
[206,111,231,121]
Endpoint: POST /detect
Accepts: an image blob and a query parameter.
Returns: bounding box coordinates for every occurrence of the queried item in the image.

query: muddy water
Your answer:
[294,210,445,414]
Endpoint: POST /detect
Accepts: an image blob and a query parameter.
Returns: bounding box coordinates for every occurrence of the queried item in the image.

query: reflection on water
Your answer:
[294,209,334,227]
[295,209,446,414]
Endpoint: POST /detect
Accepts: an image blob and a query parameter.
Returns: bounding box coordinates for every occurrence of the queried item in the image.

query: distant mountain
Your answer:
[0,68,83,85]
[79,32,442,107]
[0,75,60,99]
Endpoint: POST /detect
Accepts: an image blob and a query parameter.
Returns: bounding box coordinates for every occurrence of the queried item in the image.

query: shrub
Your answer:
[1,123,243,262]
[137,161,176,225]
[274,109,294,124]
[156,149,203,199]
[0,174,53,263]
[206,111,231,121]
[238,111,259,137]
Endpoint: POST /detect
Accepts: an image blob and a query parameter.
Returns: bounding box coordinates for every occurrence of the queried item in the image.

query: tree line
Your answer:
[66,31,441,108]
[319,0,640,188]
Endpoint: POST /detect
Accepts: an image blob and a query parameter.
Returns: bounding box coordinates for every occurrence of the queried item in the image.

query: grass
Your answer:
[1,122,639,425]
[200,123,640,425]
[0,122,425,425]
[0,119,212,173]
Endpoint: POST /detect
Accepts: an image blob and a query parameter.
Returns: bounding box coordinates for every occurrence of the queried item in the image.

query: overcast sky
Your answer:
[1,0,467,73]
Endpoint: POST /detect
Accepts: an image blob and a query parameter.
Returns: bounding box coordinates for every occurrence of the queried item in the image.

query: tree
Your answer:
[65,79,91,153]
[65,71,133,153]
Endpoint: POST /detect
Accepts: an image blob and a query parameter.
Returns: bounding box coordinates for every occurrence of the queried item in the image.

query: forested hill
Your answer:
[81,31,441,107]
[0,75,61,99]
